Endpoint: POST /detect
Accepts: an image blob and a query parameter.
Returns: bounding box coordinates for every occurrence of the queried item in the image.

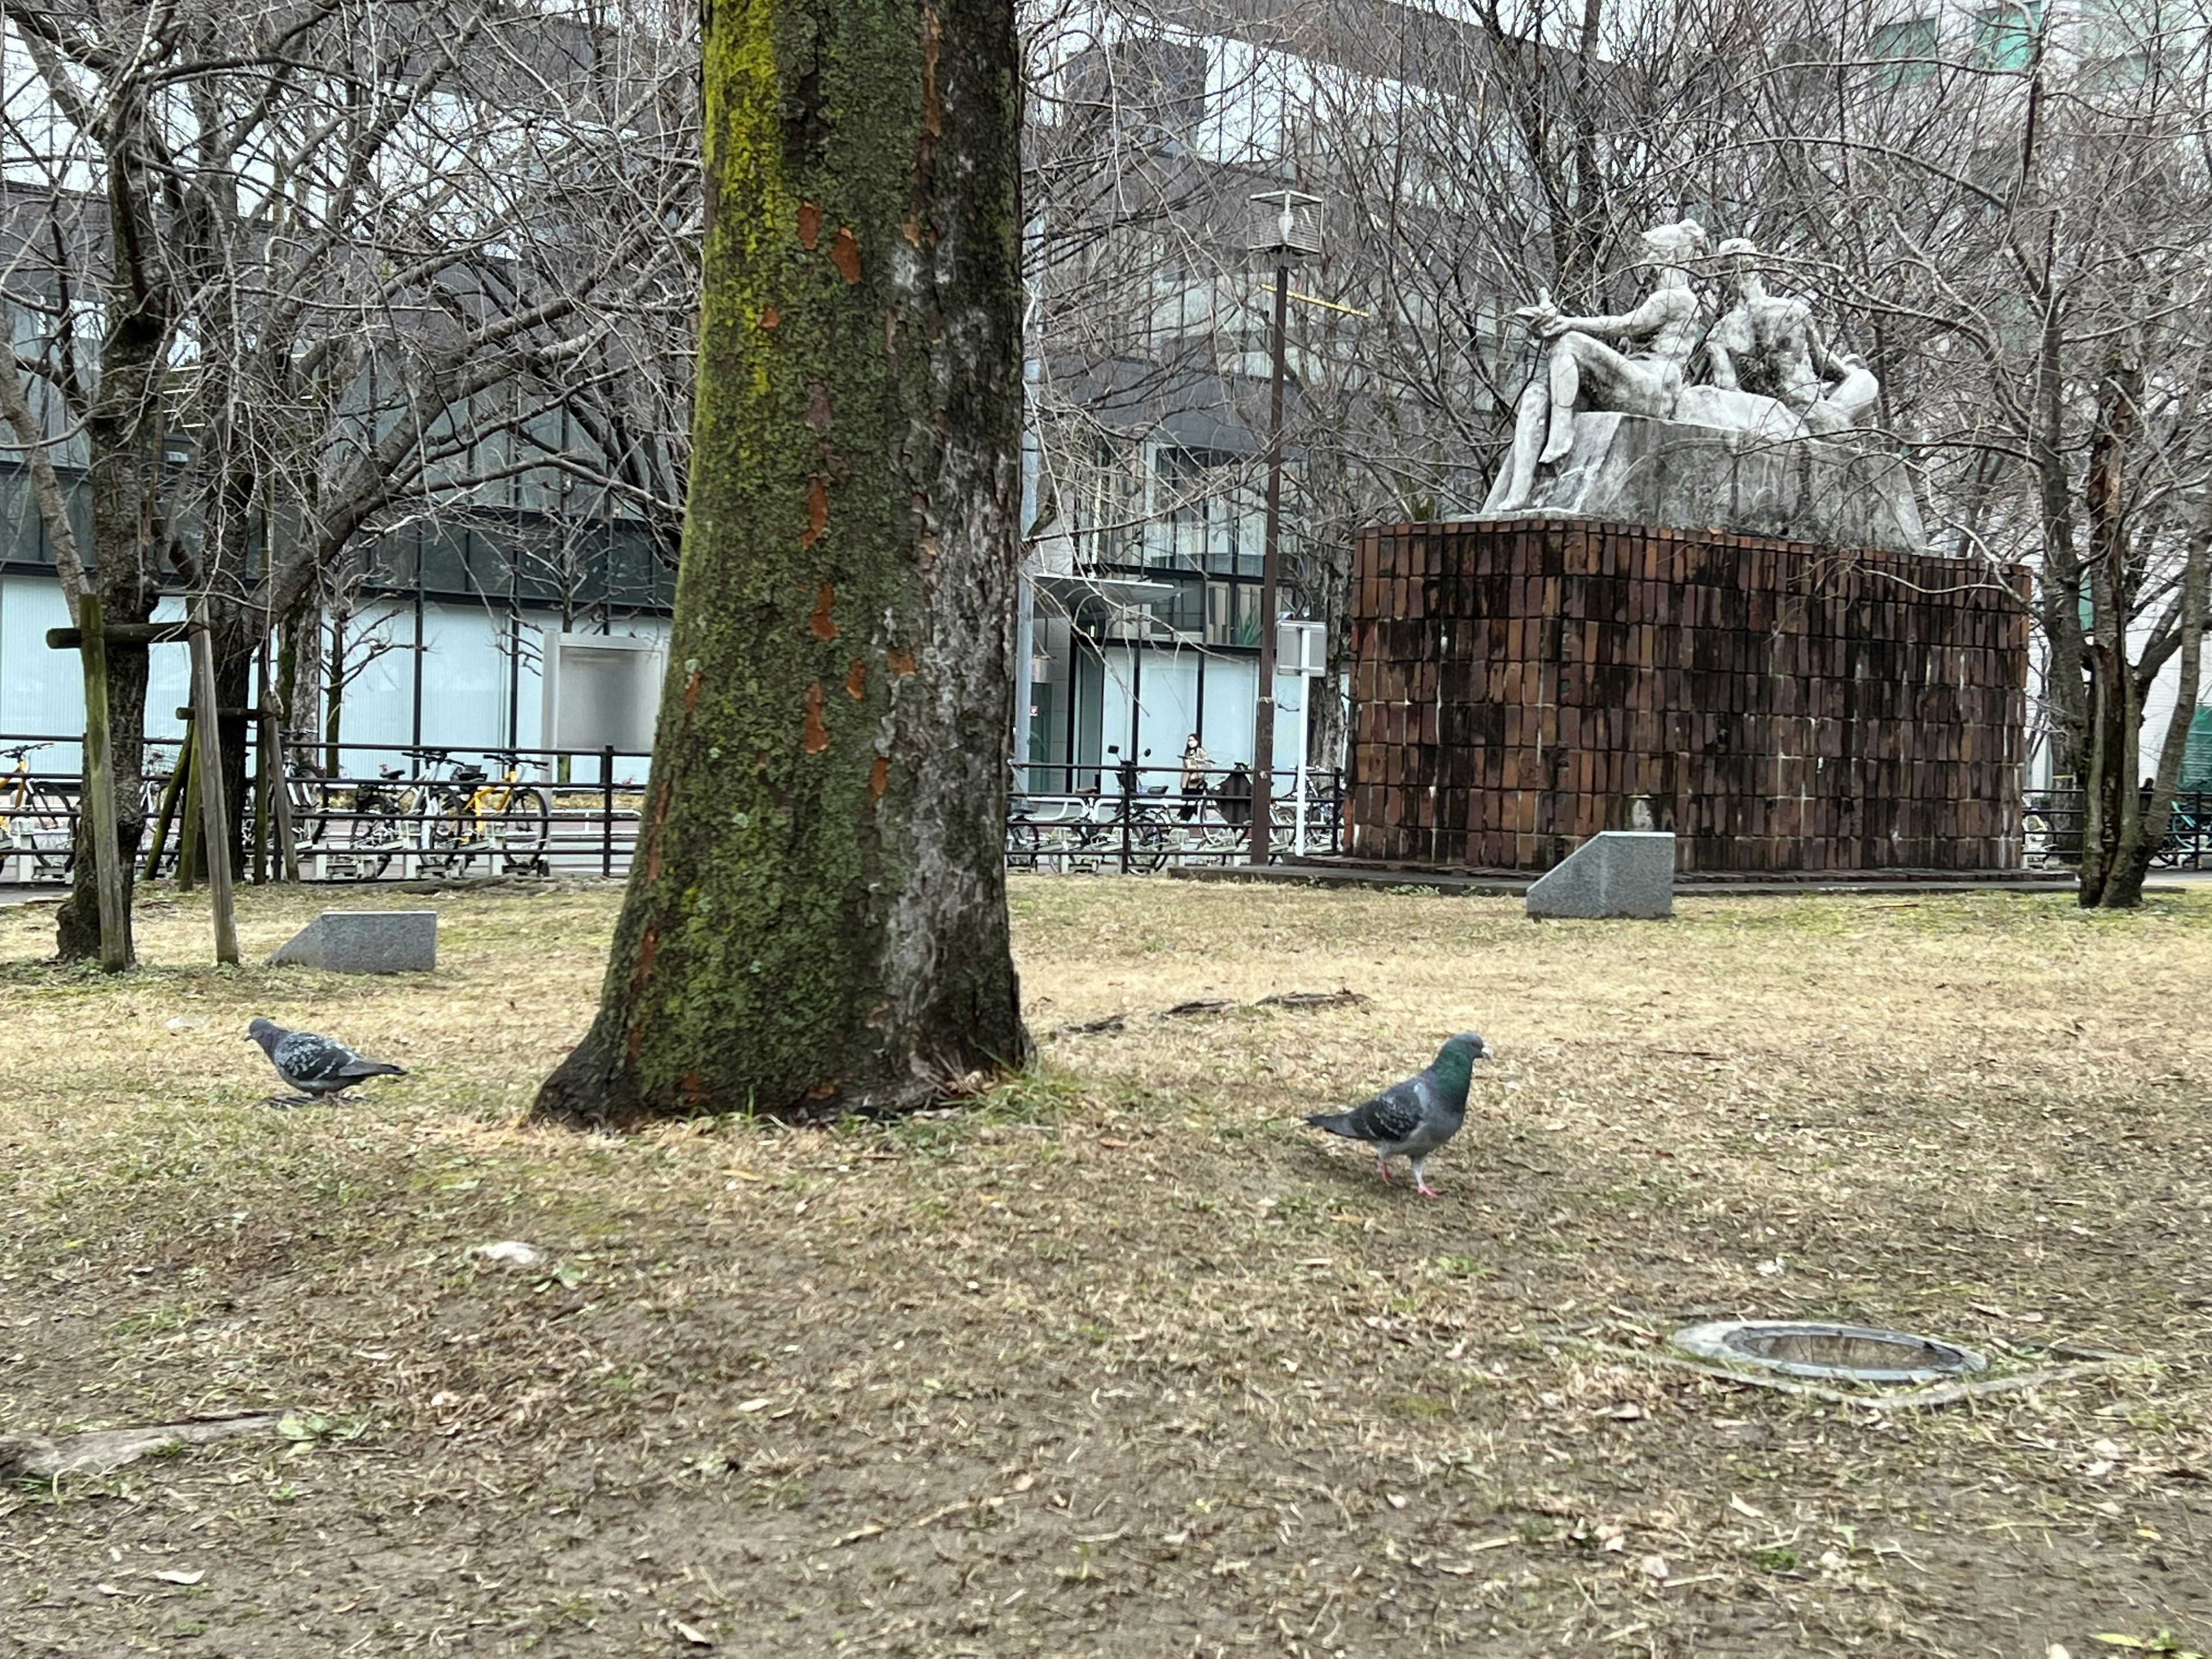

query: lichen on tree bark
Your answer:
[533,0,1028,1122]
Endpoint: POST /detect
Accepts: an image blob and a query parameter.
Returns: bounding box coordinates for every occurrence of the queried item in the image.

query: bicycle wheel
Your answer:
[26,786,75,878]
[491,787,551,875]
[1127,820,1170,873]
[332,812,403,880]
[417,809,466,878]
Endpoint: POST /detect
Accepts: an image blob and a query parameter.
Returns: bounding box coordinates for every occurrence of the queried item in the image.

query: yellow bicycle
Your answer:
[407,748,552,877]
[1,742,74,880]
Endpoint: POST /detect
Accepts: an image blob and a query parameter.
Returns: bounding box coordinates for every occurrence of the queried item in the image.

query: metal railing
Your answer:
[2024,788,2212,870]
[2,733,1345,885]
[1006,760,1343,874]
[0,733,654,886]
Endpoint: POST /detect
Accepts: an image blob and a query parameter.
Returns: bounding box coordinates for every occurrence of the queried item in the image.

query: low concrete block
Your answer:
[1525,832,1675,920]
[267,910,437,973]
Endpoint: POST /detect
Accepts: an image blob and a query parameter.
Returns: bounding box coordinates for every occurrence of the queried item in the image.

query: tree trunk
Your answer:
[2077,361,2141,908]
[55,337,168,959]
[53,70,173,964]
[533,0,1029,1125]
[2093,498,2210,910]
[211,604,257,880]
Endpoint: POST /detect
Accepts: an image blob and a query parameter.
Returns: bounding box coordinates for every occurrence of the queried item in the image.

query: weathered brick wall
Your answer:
[1344,519,2029,872]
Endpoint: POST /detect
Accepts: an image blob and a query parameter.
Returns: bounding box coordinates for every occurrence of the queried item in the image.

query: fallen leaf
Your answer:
[150,1569,204,1585]
[736,1398,771,1413]
[1729,1495,1765,1520]
[1639,1554,1669,1581]
[1386,1493,1408,1510]
[674,1620,715,1647]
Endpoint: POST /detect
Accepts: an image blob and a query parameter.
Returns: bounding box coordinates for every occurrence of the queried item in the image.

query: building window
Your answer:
[1869,16,1940,84]
[1971,1,2043,70]
[1206,580,1262,647]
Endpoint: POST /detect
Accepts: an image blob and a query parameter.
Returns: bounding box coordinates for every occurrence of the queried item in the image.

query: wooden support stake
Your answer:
[268,707,299,884]
[75,594,128,972]
[188,601,240,965]
[142,719,191,881]
[251,641,271,887]
[177,725,202,892]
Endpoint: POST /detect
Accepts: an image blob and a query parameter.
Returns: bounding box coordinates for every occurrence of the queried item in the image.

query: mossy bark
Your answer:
[533,0,1028,1123]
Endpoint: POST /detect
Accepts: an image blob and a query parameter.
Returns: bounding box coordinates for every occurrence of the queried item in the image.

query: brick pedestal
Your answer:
[1344,518,2029,872]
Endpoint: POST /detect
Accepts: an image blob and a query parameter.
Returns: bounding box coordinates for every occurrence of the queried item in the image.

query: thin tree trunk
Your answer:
[2078,361,2140,908]
[2098,502,2210,909]
[533,0,1029,1124]
[2032,313,2087,790]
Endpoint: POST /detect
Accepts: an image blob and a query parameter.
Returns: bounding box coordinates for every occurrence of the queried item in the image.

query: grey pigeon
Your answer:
[1306,1033,1492,1197]
[246,1017,406,1106]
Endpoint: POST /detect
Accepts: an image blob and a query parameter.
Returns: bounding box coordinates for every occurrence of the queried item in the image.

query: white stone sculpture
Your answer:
[1483,219,1710,514]
[1481,224,1924,552]
[1706,237,1881,435]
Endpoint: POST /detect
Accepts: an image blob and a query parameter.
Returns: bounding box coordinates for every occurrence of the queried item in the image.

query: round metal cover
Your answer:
[1672,1320,1986,1385]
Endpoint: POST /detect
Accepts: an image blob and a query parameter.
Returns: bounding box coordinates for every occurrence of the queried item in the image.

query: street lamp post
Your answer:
[1247,187,1319,869]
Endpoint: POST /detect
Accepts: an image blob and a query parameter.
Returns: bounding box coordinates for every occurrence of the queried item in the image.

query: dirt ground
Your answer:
[0,876,2207,1658]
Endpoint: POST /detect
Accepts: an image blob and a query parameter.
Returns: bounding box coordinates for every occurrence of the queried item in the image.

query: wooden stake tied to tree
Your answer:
[534,0,1029,1122]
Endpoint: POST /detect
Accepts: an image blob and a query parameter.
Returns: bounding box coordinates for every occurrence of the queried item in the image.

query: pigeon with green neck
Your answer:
[1305,1033,1492,1197]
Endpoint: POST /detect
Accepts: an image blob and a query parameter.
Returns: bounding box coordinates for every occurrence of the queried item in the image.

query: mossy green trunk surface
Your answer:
[535,0,1027,1122]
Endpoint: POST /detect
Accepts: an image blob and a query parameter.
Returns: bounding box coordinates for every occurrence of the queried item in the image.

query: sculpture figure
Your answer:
[1484,219,1710,513]
[1706,237,1880,435]
[1476,224,1923,552]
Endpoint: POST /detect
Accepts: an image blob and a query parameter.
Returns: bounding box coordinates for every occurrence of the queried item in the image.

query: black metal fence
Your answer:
[1007,761,1343,874]
[2024,788,2212,870]
[0,734,654,886]
[2,733,1340,885]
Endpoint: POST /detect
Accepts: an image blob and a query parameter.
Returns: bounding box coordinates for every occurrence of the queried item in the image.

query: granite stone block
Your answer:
[267,910,438,974]
[1525,831,1676,919]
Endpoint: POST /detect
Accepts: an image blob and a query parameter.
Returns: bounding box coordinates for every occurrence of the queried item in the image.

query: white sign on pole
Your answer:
[540,631,667,755]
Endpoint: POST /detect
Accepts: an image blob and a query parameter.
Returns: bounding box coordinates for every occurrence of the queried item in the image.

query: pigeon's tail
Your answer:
[343,1060,407,1080]
[1305,1111,1360,1138]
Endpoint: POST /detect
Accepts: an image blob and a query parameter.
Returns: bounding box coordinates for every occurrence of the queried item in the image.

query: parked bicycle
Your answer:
[345,748,551,879]
[1,742,73,879]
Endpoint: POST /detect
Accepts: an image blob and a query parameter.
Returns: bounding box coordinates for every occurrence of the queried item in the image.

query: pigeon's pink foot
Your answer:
[1415,1180,1442,1199]
[1375,1158,1394,1184]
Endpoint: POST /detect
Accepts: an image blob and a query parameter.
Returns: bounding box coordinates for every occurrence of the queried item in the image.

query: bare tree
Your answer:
[0,0,699,956]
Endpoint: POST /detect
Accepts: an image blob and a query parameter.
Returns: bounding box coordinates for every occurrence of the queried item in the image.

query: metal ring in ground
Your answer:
[1672,1320,1987,1385]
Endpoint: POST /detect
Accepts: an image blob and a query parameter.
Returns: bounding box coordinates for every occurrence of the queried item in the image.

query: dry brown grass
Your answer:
[0,876,2207,1657]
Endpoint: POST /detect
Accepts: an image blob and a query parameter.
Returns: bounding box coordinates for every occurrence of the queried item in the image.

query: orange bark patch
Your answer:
[921,10,943,139]
[802,683,830,753]
[870,755,889,797]
[759,305,780,331]
[683,666,702,711]
[809,583,839,640]
[626,925,659,1012]
[902,218,921,247]
[831,227,862,284]
[797,201,821,249]
[681,1070,708,1107]
[627,1025,645,1061]
[844,657,868,699]
[801,478,829,548]
[887,649,916,676]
